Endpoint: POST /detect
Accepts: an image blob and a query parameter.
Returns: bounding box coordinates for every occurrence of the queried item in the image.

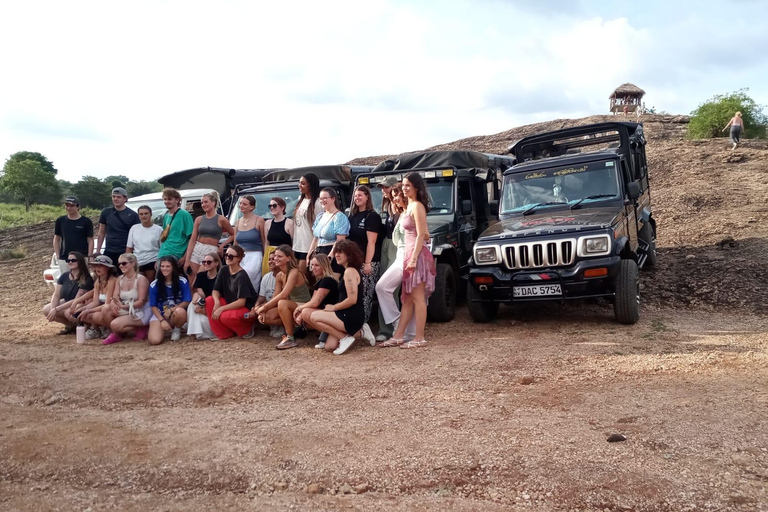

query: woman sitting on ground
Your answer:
[295,253,340,350]
[309,239,375,355]
[78,255,118,340]
[251,244,311,349]
[103,253,151,345]
[42,251,94,334]
[186,251,221,341]
[206,245,258,340]
[148,256,191,345]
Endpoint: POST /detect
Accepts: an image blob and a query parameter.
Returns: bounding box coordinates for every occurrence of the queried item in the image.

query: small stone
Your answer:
[685,254,696,260]
[519,376,534,385]
[339,483,353,494]
[607,434,627,442]
[731,455,751,467]
[274,481,288,491]
[44,396,60,406]
[306,483,322,494]
[354,483,369,494]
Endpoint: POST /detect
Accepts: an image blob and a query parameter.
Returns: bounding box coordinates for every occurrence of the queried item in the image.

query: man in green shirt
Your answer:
[157,188,194,268]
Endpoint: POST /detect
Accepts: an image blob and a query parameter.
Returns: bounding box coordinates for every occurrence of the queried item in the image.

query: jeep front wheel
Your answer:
[467,282,499,323]
[427,263,456,322]
[614,259,640,324]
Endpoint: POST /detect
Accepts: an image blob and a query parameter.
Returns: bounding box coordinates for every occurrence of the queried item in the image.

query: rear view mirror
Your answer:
[626,181,640,200]
[461,200,472,216]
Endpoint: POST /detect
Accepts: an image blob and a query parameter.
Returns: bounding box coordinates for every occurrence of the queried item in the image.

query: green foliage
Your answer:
[104,175,130,189]
[688,88,767,139]
[5,151,58,175]
[0,203,100,230]
[71,175,113,209]
[0,246,27,260]
[0,159,60,211]
[127,180,163,197]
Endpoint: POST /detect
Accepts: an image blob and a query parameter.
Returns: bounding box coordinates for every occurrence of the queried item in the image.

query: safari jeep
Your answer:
[467,122,656,324]
[358,150,513,322]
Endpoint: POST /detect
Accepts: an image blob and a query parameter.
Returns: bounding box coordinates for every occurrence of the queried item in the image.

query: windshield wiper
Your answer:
[569,194,615,210]
[522,201,567,215]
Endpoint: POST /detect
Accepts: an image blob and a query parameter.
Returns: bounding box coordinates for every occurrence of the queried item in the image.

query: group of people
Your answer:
[44,172,437,355]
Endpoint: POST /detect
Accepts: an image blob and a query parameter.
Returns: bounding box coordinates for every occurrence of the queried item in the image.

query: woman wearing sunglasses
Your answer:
[261,196,294,278]
[186,251,222,340]
[206,245,258,340]
[42,251,94,334]
[103,253,151,344]
[183,191,234,286]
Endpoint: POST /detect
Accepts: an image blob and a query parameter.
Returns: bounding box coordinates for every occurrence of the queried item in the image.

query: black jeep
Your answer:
[358,150,513,322]
[467,122,656,324]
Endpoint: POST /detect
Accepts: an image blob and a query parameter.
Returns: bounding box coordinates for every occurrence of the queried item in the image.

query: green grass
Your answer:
[0,246,27,260]
[0,203,101,230]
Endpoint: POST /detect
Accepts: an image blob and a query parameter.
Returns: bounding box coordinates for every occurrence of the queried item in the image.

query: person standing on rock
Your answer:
[54,195,93,275]
[723,112,745,150]
[95,187,140,270]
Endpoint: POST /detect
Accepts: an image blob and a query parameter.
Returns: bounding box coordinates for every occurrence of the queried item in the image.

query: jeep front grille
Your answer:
[503,239,576,269]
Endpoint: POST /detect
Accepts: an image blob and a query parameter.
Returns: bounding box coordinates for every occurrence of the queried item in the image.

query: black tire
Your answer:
[614,259,640,324]
[467,282,499,323]
[639,222,657,269]
[427,263,456,322]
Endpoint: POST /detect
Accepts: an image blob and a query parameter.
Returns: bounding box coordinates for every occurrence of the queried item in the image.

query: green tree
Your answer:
[0,159,60,211]
[127,180,162,197]
[71,176,112,209]
[104,175,130,189]
[688,89,767,139]
[5,151,58,175]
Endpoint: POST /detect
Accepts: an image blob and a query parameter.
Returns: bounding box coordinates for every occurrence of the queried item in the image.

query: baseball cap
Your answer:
[64,195,79,205]
[378,176,398,188]
[91,255,115,268]
[112,187,128,197]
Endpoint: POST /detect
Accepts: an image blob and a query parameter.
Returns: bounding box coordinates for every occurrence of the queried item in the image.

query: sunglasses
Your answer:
[66,258,78,263]
[202,260,216,265]
[118,261,130,267]
[268,203,279,209]
[225,254,237,260]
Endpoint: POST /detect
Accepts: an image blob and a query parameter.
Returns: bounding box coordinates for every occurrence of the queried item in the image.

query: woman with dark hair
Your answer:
[233,195,267,295]
[78,255,118,340]
[187,251,222,340]
[296,253,340,349]
[292,173,321,276]
[127,205,163,282]
[148,255,192,345]
[389,173,436,349]
[251,245,311,349]
[183,191,234,285]
[347,184,382,323]
[42,251,94,333]
[308,187,349,276]
[309,239,374,355]
[262,196,294,277]
[103,253,152,344]
[206,245,257,340]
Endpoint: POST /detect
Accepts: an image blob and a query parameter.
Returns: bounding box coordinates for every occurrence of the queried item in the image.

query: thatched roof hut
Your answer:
[609,83,646,114]
[609,83,646,99]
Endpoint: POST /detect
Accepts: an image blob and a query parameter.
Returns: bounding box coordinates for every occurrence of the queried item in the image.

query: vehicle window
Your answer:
[458,179,472,209]
[229,188,303,225]
[427,180,453,214]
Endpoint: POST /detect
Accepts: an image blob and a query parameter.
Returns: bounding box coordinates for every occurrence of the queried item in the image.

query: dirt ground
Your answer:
[1,115,767,511]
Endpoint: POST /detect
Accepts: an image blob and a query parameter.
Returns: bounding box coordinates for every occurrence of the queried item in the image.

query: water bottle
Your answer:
[76,325,86,344]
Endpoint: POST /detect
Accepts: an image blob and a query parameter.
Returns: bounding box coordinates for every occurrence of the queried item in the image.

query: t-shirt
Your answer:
[259,272,277,301]
[157,208,194,260]
[348,210,383,263]
[213,267,257,309]
[312,211,350,246]
[57,271,95,302]
[194,270,218,297]
[292,198,323,253]
[99,207,140,253]
[127,224,163,266]
[54,215,94,258]
[149,276,192,315]
[314,276,339,308]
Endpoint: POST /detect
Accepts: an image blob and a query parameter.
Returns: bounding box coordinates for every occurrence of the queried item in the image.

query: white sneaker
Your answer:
[314,342,325,349]
[361,323,375,346]
[270,326,285,338]
[333,336,355,355]
[170,327,181,341]
[85,327,100,340]
[375,334,390,343]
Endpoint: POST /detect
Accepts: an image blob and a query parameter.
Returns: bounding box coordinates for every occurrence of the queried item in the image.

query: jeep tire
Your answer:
[427,263,456,322]
[467,282,499,323]
[614,259,640,324]
[639,222,657,269]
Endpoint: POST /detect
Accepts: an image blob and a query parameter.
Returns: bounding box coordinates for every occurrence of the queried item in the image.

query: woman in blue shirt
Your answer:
[307,188,350,276]
[148,255,192,345]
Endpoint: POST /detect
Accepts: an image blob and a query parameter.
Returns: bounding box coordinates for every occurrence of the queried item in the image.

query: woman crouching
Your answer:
[148,256,191,345]
[206,245,257,340]
[103,253,151,344]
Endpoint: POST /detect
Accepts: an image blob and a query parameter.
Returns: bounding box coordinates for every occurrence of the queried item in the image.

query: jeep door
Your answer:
[621,160,639,251]
[457,178,476,269]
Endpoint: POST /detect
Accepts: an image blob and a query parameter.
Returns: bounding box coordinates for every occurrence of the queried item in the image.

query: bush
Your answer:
[0,203,100,230]
[688,89,767,139]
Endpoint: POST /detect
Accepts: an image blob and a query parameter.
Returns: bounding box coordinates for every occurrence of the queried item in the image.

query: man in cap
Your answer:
[94,187,140,269]
[53,195,94,274]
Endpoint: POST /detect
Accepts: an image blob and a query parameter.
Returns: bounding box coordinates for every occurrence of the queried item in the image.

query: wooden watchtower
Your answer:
[609,83,645,115]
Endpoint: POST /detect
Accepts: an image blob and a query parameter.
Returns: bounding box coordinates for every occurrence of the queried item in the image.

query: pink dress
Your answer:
[401,210,436,300]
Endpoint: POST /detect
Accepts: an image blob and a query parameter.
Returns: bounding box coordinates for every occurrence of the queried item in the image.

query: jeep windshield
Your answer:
[501,160,620,215]
[366,178,454,215]
[229,186,301,224]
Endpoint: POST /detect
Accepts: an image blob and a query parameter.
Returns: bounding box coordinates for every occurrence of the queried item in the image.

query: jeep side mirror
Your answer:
[626,181,640,200]
[461,199,472,216]
[489,200,499,216]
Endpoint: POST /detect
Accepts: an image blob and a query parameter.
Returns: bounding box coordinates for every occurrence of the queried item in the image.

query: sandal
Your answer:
[400,339,428,349]
[378,337,404,348]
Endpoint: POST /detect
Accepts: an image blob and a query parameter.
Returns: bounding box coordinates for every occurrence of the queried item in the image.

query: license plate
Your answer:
[513,284,562,298]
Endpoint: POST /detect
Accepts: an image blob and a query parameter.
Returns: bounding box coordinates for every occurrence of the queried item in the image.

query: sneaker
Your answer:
[170,327,181,341]
[333,336,355,355]
[270,326,285,338]
[276,335,297,350]
[242,325,256,339]
[85,327,100,340]
[314,342,326,349]
[100,327,111,339]
[133,326,149,341]
[102,332,123,345]
[361,323,375,346]
[375,334,390,343]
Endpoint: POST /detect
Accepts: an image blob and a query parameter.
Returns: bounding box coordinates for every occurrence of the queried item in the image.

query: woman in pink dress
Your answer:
[389,172,436,349]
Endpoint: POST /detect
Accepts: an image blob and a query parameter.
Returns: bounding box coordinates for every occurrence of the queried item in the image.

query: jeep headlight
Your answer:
[578,234,611,257]
[474,246,500,264]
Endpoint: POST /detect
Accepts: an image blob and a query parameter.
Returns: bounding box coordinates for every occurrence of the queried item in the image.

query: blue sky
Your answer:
[1,0,766,182]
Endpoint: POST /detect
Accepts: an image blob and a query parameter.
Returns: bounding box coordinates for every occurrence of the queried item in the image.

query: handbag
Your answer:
[160,209,180,242]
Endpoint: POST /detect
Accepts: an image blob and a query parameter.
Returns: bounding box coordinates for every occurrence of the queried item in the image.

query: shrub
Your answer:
[688,89,767,139]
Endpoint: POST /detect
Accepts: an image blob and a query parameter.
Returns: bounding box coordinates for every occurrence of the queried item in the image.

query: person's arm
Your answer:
[407,204,428,270]
[260,270,298,311]
[363,229,378,275]
[723,118,733,131]
[134,276,149,309]
[46,284,63,321]
[183,217,201,267]
[53,235,61,258]
[285,218,294,238]
[294,284,330,320]
[87,236,94,257]
[258,217,267,254]
[95,219,106,256]
[219,216,235,252]
[126,225,135,254]
[104,277,117,308]
[325,270,358,311]
[69,289,94,313]
[178,212,195,267]
[109,277,122,316]
[329,214,350,259]
[86,219,94,256]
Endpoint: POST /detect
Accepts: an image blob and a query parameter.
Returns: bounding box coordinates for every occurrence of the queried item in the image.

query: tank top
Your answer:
[235,227,262,251]
[198,214,222,240]
[289,274,312,303]
[119,275,140,303]
[267,218,292,246]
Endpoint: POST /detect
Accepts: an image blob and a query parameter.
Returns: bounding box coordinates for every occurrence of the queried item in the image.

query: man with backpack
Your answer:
[94,187,140,271]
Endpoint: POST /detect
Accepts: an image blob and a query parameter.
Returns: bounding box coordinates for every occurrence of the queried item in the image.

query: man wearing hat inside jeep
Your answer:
[94,187,140,271]
[54,195,94,275]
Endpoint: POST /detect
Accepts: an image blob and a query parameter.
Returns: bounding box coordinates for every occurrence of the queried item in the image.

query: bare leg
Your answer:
[393,294,415,340]
[170,308,187,328]
[148,320,168,345]
[410,282,427,340]
[277,299,299,336]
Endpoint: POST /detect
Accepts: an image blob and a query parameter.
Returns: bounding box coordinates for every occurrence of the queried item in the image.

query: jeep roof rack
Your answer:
[372,150,513,173]
[261,165,374,184]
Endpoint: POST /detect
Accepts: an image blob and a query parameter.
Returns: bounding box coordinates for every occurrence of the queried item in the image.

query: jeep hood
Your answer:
[479,209,619,240]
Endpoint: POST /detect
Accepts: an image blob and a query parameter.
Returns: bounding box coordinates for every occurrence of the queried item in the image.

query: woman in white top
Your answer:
[103,253,151,345]
[126,205,163,282]
[291,173,321,277]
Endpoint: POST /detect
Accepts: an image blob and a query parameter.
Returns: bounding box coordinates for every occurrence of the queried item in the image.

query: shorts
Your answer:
[294,251,308,261]
[191,241,218,265]
[139,261,156,273]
